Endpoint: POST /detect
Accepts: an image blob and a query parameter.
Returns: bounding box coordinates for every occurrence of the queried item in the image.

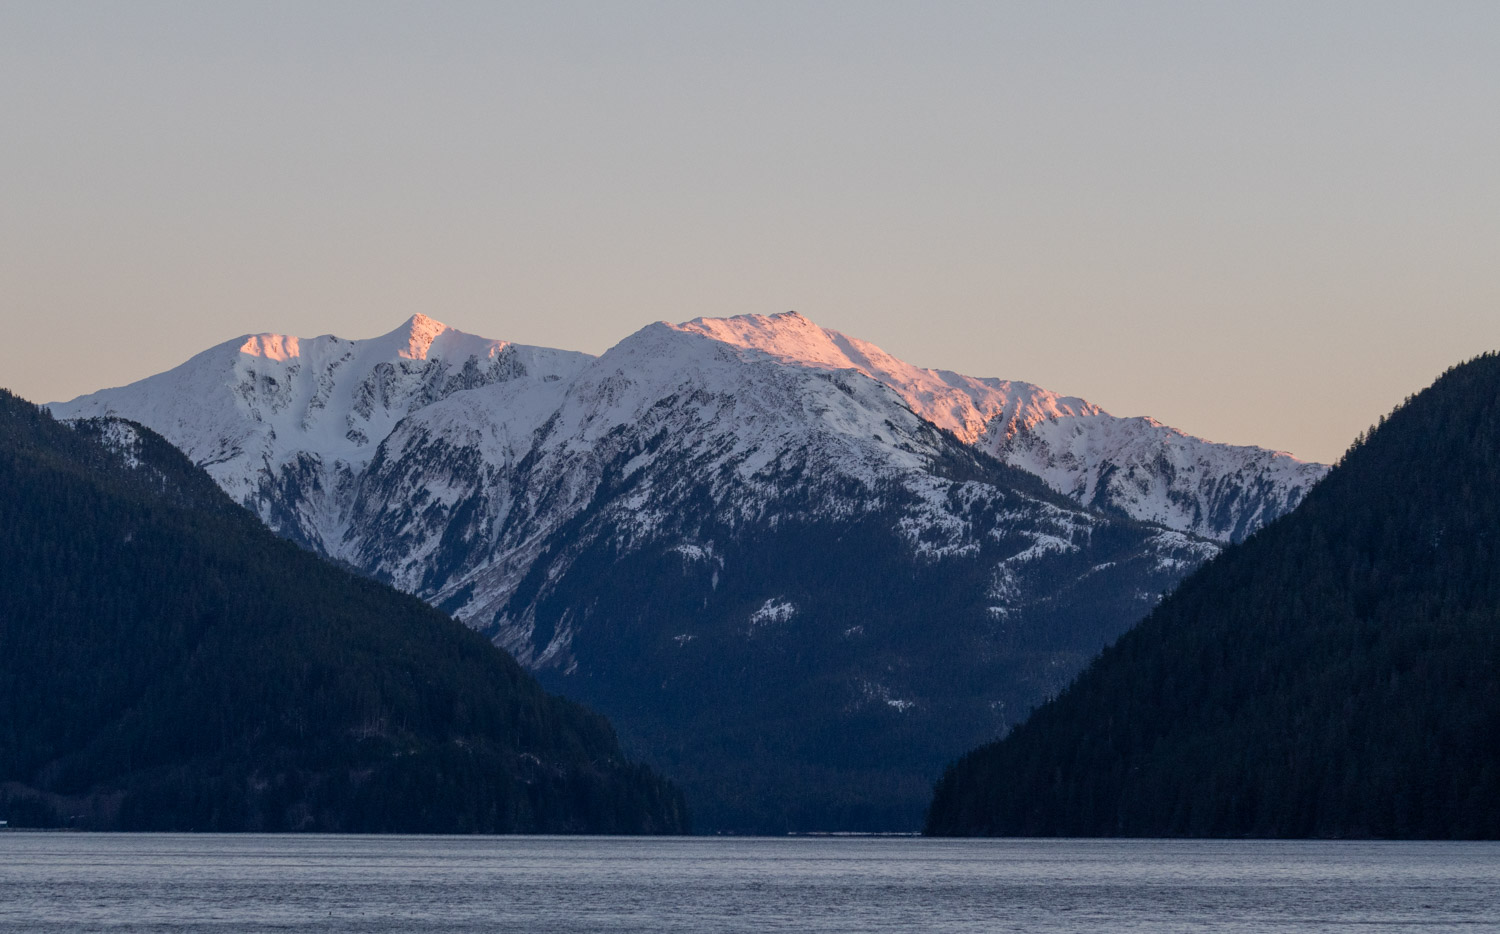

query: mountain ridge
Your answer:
[50,311,1324,830]
[54,311,1324,551]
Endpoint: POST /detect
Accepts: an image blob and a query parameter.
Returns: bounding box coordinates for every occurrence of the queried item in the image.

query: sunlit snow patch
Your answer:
[748,598,796,632]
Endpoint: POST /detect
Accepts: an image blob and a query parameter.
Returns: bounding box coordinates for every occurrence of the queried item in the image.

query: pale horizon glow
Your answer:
[4,2,1498,463]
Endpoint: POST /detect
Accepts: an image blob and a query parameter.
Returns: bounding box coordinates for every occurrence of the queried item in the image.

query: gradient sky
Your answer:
[3,2,1498,463]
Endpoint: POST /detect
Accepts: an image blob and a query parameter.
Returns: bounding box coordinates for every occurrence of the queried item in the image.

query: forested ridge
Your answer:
[0,388,687,832]
[926,353,1500,839]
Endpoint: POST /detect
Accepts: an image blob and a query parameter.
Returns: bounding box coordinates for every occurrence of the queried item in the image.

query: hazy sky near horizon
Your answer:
[3,2,1498,463]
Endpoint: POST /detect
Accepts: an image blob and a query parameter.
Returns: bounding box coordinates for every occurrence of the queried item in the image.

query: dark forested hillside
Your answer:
[926,353,1500,839]
[0,389,687,833]
[522,490,1201,833]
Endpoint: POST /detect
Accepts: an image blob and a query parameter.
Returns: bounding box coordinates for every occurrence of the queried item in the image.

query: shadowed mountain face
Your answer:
[50,312,1323,831]
[926,354,1500,840]
[0,389,687,833]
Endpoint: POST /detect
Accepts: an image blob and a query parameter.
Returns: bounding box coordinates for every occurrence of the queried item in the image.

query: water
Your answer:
[0,834,1495,933]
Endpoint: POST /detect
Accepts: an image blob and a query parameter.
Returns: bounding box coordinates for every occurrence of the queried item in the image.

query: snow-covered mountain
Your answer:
[56,311,1322,555]
[52,311,1325,831]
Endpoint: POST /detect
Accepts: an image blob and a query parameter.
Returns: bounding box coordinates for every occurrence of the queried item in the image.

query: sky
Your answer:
[3,2,1498,464]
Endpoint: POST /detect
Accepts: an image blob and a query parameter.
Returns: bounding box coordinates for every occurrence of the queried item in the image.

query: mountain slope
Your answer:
[926,354,1500,839]
[0,389,687,833]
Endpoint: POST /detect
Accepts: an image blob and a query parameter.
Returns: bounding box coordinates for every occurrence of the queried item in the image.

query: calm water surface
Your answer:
[1,833,1495,933]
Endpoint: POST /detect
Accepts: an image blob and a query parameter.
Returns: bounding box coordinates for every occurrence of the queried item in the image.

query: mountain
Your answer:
[51,312,1323,831]
[0,388,687,833]
[53,313,1323,555]
[925,354,1500,839]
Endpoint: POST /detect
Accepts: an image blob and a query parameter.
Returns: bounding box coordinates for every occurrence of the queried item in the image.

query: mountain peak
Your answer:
[232,313,454,364]
[391,313,450,360]
[671,310,845,367]
[237,332,301,362]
